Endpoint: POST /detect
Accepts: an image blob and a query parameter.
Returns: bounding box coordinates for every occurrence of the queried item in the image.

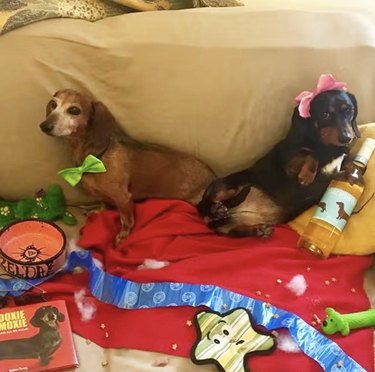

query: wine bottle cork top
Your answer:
[354,138,375,166]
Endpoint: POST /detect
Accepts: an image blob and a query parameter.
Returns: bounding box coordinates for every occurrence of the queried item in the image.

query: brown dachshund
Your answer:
[198,89,360,237]
[336,202,350,221]
[40,89,215,245]
[0,305,64,366]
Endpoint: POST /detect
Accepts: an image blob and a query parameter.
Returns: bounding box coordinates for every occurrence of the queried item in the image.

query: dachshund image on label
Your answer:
[318,202,327,213]
[312,187,357,231]
[336,201,350,221]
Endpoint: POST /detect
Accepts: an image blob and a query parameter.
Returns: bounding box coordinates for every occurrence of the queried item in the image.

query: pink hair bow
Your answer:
[295,74,347,118]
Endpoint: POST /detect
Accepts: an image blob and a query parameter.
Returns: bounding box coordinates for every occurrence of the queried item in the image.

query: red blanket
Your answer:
[43,200,373,371]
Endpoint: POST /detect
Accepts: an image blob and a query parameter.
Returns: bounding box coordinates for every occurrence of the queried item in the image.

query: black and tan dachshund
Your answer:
[0,305,65,366]
[198,89,360,237]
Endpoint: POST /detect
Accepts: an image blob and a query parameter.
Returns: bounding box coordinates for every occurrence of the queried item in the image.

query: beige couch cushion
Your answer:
[1,0,375,202]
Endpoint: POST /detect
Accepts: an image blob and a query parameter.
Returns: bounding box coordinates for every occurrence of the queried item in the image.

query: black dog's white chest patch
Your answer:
[321,154,346,175]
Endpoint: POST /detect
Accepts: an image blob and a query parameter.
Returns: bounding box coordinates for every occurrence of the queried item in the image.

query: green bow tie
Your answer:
[58,154,107,187]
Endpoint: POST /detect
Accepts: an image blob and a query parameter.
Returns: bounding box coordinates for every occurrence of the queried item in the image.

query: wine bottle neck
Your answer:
[353,160,367,174]
[353,138,375,171]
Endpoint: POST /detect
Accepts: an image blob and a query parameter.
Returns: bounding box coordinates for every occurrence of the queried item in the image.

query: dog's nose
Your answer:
[339,134,353,145]
[40,121,54,134]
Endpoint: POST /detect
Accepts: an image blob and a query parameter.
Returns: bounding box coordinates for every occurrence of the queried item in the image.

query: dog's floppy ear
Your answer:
[278,107,313,166]
[30,306,46,328]
[88,100,118,151]
[45,91,61,116]
[52,306,65,322]
[290,107,311,141]
[283,106,316,153]
[347,92,361,138]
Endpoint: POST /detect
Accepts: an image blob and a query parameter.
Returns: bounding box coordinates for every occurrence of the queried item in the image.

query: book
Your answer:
[0,299,79,372]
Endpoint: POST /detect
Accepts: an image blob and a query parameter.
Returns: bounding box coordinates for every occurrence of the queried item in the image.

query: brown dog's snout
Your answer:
[40,120,54,134]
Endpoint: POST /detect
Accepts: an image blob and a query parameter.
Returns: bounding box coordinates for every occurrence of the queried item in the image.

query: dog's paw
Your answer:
[203,201,230,229]
[285,164,299,177]
[226,224,274,238]
[114,229,130,248]
[255,225,274,238]
[210,201,230,220]
[39,357,51,366]
[298,168,317,186]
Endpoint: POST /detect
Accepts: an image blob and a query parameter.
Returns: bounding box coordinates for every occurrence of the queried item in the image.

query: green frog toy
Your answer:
[0,184,76,229]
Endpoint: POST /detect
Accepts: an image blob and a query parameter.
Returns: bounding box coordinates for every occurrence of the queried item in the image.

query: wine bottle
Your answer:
[297,138,375,258]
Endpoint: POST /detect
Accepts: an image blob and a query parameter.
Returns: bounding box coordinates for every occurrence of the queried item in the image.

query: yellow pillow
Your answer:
[289,123,375,255]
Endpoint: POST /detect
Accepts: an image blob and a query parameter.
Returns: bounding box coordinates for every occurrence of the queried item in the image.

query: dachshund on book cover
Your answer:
[0,305,65,366]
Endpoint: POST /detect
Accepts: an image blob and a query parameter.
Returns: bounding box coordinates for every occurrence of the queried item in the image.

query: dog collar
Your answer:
[295,74,347,118]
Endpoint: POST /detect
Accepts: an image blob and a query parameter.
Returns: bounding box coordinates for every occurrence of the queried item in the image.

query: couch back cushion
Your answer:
[1,2,375,200]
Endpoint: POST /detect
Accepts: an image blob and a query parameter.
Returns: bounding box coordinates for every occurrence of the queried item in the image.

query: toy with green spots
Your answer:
[191,308,276,372]
[322,307,375,336]
[0,184,76,229]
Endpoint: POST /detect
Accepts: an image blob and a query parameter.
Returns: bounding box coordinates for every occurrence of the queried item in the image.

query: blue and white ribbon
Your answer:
[0,273,58,296]
[64,251,365,372]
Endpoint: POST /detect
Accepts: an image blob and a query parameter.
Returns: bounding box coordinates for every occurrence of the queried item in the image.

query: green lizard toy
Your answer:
[0,184,76,229]
[321,307,375,336]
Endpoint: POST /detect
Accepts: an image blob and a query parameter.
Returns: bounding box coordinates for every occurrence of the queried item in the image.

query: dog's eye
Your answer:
[321,112,330,120]
[49,100,57,110]
[67,106,81,115]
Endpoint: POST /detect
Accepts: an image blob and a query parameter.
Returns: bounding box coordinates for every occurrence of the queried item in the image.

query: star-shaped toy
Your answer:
[191,308,276,372]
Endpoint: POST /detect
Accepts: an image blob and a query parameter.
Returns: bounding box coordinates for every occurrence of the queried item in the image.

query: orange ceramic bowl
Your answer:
[0,219,66,279]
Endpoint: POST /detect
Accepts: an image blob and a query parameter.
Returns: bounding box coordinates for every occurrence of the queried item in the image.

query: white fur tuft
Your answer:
[138,259,170,270]
[74,289,97,322]
[277,332,301,353]
[286,274,307,296]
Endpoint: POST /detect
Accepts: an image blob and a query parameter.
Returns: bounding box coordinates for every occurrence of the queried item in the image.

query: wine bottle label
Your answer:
[312,187,357,231]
